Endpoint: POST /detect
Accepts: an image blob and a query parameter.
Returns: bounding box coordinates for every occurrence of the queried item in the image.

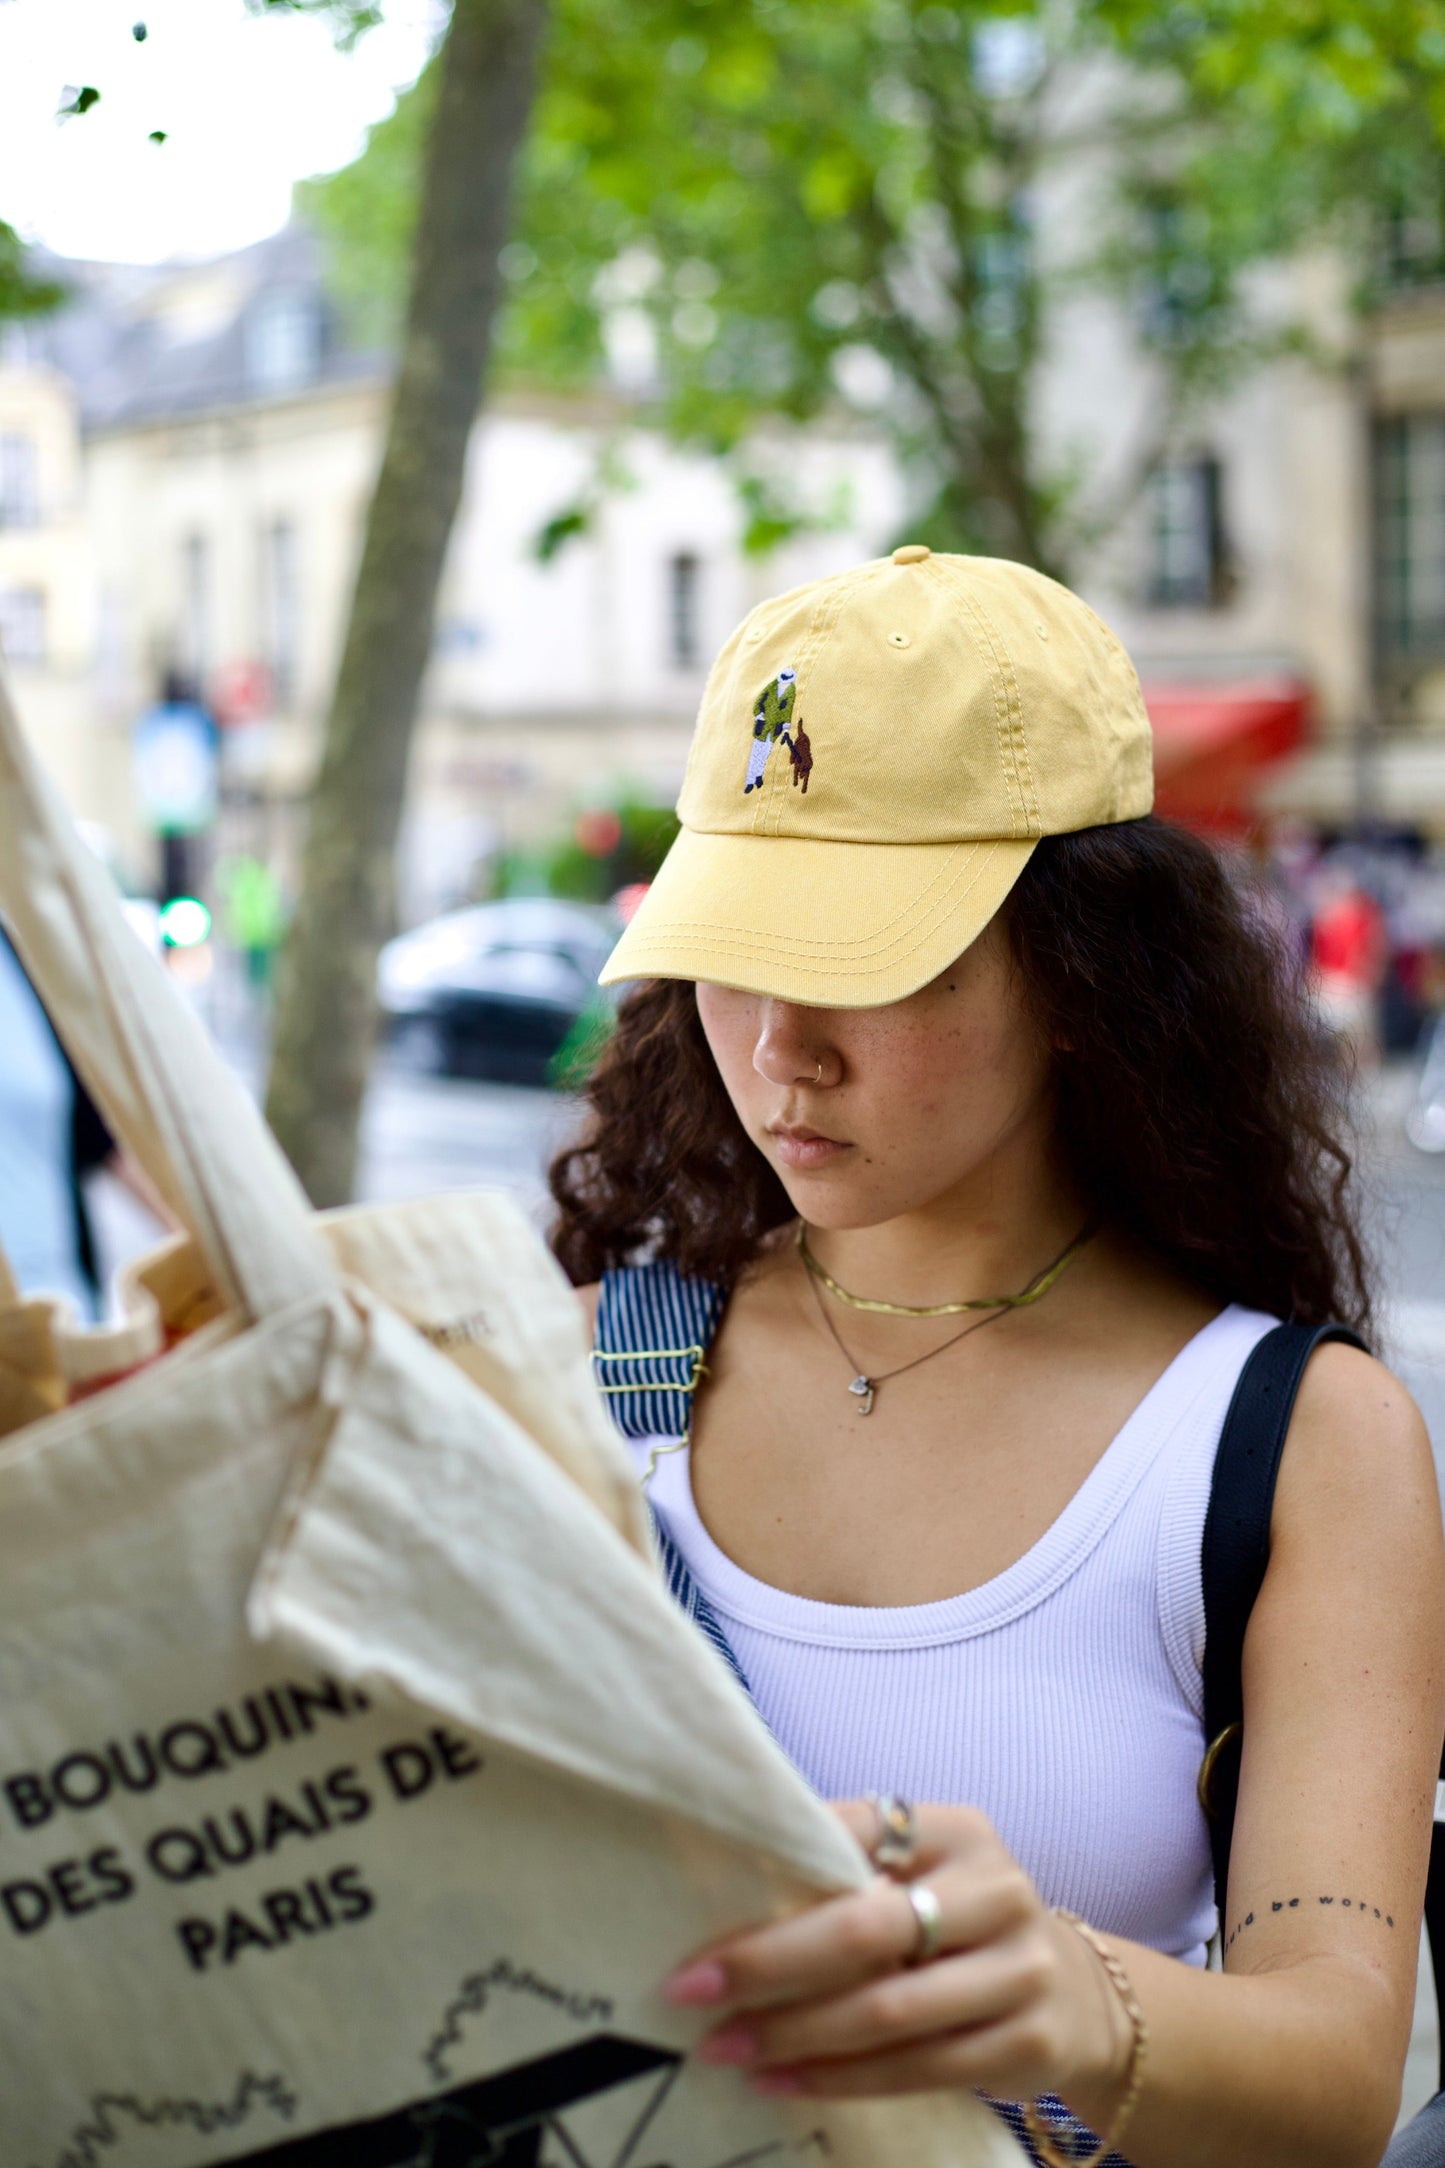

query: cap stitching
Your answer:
[615,840,1016,966]
[988,624,1041,833]
[940,565,1039,836]
[926,560,1023,835]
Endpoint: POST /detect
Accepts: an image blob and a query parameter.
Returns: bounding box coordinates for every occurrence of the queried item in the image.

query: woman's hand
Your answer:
[663,1801,1132,2107]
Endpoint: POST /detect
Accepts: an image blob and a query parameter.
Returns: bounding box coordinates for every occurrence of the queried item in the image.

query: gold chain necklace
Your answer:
[797,1221,1096,1417]
[796,1220,1094,1318]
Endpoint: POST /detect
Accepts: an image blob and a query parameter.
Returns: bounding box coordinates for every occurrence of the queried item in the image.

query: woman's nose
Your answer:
[753,1002,832,1087]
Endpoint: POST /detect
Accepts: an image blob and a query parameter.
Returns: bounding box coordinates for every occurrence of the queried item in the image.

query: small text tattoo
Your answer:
[1225,1898,1395,1951]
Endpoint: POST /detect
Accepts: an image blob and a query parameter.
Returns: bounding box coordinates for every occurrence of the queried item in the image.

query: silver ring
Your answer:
[904,1881,945,1965]
[814,1059,823,1084]
[868,1793,919,1873]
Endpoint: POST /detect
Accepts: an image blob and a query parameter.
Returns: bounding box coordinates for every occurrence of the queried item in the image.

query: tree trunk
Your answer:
[265,0,549,1205]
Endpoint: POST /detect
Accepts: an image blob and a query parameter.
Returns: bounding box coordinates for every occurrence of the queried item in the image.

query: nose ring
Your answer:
[814,1059,823,1085]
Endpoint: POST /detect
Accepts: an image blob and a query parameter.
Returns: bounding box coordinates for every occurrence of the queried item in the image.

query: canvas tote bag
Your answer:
[0,670,1019,2168]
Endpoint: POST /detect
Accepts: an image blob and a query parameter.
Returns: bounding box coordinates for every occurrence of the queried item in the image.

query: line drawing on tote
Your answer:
[705,2136,833,2168]
[37,2069,298,2168]
[208,2034,684,2166]
[423,1956,616,2085]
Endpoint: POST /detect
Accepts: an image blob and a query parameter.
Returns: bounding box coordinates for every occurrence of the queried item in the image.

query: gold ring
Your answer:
[814,1058,823,1084]
[868,1793,919,1873]
[904,1881,945,1965]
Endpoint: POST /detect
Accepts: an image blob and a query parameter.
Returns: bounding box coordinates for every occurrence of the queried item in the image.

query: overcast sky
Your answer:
[0,0,442,266]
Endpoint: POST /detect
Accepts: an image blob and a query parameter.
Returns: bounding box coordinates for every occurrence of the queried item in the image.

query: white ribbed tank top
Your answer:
[631,1303,1278,1968]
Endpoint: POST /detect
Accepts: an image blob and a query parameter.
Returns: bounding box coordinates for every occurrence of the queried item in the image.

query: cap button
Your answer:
[891,543,930,565]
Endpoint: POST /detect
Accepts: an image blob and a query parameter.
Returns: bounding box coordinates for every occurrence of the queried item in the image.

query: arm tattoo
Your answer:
[1225,1897,1395,1952]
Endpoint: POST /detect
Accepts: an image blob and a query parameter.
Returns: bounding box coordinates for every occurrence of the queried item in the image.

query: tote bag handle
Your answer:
[0,666,334,1323]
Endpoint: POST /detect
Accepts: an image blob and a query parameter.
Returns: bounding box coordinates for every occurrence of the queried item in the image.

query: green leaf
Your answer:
[0,221,67,323]
[305,0,1445,583]
[533,503,593,562]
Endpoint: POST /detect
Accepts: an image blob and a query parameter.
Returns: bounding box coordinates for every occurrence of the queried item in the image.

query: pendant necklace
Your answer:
[797,1220,1096,1416]
[805,1273,1009,1414]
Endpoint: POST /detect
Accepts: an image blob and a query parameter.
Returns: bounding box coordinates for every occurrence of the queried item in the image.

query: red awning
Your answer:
[1143,679,1310,833]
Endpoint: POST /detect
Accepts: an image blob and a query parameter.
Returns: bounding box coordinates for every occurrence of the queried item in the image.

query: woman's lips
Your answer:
[769,1127,852,1170]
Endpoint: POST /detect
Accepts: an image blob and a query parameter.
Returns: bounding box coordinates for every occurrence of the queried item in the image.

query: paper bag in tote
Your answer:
[0,666,1019,2167]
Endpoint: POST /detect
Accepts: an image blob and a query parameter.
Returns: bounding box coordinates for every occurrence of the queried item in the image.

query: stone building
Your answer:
[0,226,900,918]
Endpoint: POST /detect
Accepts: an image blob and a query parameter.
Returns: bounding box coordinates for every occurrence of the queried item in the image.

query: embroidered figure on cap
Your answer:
[743,667,804,794]
[787,716,813,793]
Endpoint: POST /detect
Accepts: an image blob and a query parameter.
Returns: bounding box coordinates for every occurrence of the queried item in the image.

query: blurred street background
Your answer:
[6,0,1445,2127]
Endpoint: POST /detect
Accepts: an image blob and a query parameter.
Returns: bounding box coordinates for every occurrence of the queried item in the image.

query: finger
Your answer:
[701,1936,1044,2071]
[667,1879,913,2012]
[750,2007,1067,2102]
[833,1798,1000,1878]
[677,1866,1036,2016]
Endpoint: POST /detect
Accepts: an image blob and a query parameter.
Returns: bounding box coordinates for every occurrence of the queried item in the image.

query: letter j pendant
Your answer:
[849,1375,876,1416]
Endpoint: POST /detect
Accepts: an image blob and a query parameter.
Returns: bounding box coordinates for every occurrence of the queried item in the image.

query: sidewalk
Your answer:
[1360,1068,1445,2127]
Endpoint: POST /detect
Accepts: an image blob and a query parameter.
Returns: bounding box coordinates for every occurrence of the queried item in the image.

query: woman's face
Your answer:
[694,915,1056,1231]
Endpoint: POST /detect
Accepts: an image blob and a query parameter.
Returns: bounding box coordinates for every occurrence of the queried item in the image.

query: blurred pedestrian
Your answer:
[0,928,119,1318]
[0,930,169,1318]
[1309,863,1386,1065]
[216,851,285,994]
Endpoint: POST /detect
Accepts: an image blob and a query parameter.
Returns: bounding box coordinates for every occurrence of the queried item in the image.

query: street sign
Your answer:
[211,656,274,726]
[132,701,219,834]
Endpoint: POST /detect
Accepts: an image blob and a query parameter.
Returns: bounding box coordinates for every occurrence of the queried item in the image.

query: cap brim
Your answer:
[599,829,1037,1007]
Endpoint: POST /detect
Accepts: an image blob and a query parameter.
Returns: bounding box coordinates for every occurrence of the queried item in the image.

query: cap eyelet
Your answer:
[887,630,911,649]
[1035,623,1050,640]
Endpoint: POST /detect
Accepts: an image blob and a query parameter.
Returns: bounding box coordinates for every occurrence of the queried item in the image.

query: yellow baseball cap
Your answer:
[600,546,1154,1006]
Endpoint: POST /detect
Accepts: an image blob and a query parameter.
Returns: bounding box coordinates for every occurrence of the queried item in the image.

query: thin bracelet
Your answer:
[1021,1910,1149,2168]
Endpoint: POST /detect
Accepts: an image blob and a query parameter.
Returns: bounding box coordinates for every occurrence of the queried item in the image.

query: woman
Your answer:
[551,546,1444,2167]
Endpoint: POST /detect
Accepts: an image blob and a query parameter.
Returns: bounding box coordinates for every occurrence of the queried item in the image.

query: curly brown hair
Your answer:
[548,817,1373,1336]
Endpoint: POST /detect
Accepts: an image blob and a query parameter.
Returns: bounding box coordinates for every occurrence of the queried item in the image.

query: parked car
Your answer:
[377,898,620,1086]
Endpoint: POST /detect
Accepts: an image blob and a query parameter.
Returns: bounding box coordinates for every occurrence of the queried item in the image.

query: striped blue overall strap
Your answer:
[592,1263,725,1440]
[986,2095,1133,2167]
[593,1262,751,1694]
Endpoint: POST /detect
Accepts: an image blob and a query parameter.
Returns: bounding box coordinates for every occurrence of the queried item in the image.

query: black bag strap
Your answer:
[1200,1321,1369,1916]
[1200,1317,1445,2108]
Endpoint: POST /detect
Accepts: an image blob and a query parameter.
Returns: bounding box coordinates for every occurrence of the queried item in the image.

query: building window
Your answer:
[669,551,701,668]
[1146,456,1228,609]
[0,585,46,665]
[264,516,300,704]
[1374,413,1445,659]
[0,433,40,529]
[180,531,211,683]
[1380,197,1445,293]
[245,290,321,396]
[1138,199,1223,346]
[0,323,46,370]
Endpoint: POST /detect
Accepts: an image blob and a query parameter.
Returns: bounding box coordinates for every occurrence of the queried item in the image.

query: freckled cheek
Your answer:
[880,1035,974,1104]
[698,1002,763,1106]
[853,1023,1021,1133]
